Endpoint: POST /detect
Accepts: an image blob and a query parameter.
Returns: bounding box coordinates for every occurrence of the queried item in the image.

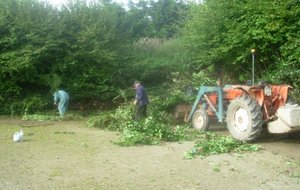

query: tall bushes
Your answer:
[182,0,300,90]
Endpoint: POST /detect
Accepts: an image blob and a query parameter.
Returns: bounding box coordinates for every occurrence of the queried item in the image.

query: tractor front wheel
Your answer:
[192,109,210,131]
[226,95,263,141]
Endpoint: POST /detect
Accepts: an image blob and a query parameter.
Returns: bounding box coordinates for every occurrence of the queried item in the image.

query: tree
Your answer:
[0,0,60,113]
[181,0,300,89]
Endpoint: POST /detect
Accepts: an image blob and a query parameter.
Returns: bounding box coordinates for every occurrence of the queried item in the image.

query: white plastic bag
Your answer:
[13,129,24,142]
[13,132,21,142]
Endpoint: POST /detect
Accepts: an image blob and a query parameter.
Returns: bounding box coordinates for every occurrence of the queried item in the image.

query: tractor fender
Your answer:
[224,85,264,107]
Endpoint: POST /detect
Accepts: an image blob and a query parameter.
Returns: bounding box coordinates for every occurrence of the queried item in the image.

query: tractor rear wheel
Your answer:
[192,109,210,131]
[226,95,263,141]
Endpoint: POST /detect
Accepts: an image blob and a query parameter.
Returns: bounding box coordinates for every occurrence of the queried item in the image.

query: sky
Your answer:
[44,0,138,7]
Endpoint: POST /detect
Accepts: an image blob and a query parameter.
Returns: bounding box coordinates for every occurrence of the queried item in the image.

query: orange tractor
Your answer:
[187,83,300,141]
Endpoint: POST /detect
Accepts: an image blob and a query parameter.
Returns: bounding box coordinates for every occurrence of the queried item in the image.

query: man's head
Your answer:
[133,80,140,89]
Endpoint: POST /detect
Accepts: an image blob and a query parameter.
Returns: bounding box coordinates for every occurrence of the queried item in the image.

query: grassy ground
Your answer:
[0,118,300,190]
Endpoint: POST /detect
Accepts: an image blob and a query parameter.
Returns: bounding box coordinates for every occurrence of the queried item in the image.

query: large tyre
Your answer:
[192,109,210,131]
[226,95,263,141]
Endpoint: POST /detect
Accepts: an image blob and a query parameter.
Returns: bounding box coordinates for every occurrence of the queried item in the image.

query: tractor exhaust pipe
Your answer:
[251,49,255,86]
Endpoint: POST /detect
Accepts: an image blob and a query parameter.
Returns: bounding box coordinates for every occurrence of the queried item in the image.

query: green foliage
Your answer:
[87,93,194,146]
[86,68,217,146]
[181,0,300,92]
[127,38,189,86]
[116,116,170,146]
[0,0,191,114]
[87,105,133,130]
[9,95,48,116]
[1,0,300,114]
[128,0,189,38]
[150,70,214,111]
[54,131,76,135]
[22,95,48,114]
[211,163,220,172]
[169,71,215,92]
[117,118,190,146]
[101,73,217,145]
[22,114,61,121]
[22,112,83,121]
[185,132,261,159]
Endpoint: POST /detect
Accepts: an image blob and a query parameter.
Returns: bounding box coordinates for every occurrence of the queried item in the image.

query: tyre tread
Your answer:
[227,95,263,141]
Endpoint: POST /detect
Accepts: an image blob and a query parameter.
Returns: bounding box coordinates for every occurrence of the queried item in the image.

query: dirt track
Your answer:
[0,119,299,190]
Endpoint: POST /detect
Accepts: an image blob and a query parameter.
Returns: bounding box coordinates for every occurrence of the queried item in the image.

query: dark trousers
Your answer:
[134,104,147,120]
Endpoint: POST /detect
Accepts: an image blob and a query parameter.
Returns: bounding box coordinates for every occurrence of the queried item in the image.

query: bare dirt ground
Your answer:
[0,118,299,190]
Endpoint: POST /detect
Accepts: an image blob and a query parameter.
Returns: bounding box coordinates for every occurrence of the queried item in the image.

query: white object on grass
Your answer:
[13,129,24,142]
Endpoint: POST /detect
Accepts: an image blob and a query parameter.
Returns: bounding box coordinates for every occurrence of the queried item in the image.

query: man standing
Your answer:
[133,81,149,120]
[53,90,69,117]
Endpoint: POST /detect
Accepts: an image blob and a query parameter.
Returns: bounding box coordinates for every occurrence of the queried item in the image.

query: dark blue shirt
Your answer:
[136,85,149,106]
